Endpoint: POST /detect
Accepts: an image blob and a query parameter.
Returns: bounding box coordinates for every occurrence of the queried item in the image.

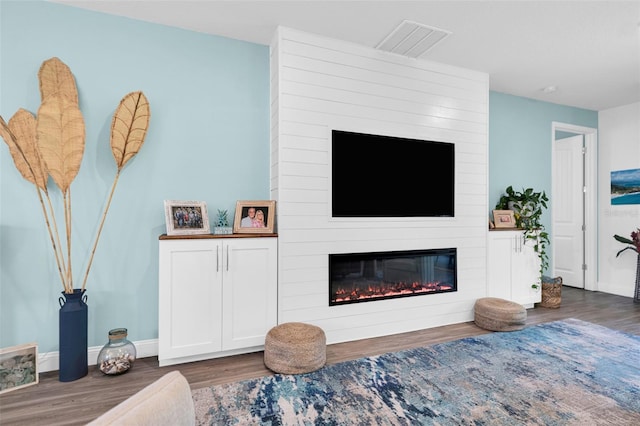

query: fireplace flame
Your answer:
[332,281,453,303]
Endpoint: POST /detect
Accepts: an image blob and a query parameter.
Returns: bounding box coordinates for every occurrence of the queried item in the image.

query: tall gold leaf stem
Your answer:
[64,192,73,292]
[35,187,68,291]
[43,191,69,290]
[81,171,121,292]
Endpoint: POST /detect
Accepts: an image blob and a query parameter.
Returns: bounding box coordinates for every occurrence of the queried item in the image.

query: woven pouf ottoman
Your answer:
[474,297,526,332]
[264,322,326,374]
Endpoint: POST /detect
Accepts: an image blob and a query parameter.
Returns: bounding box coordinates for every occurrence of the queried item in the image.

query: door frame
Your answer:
[551,122,597,290]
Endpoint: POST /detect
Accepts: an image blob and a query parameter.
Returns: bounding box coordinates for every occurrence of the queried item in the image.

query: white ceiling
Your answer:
[51,0,640,111]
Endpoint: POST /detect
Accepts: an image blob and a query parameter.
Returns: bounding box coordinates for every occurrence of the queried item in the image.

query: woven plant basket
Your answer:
[540,276,562,308]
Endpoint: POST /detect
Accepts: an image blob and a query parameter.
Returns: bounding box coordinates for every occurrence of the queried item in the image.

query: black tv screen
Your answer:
[331,130,454,218]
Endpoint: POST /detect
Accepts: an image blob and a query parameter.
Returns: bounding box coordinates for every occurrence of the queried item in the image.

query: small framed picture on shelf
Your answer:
[0,343,38,395]
[233,200,276,234]
[492,209,516,228]
[164,200,210,236]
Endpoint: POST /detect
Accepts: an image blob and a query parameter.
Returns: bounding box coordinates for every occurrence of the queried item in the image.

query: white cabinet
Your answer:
[487,230,541,308]
[158,236,277,366]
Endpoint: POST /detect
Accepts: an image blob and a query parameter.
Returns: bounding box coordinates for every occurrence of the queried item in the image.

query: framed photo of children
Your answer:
[233,200,276,234]
[164,200,210,236]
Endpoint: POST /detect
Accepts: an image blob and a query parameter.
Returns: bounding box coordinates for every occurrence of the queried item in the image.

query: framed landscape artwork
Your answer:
[233,200,276,234]
[611,168,640,205]
[164,200,210,236]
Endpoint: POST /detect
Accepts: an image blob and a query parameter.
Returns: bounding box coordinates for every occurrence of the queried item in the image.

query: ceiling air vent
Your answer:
[376,20,451,58]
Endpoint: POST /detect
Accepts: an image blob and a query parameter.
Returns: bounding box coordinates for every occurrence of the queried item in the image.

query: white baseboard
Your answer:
[37,339,158,373]
[596,280,635,298]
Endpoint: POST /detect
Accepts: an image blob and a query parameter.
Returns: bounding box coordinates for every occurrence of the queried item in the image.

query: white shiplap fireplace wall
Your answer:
[270,27,489,345]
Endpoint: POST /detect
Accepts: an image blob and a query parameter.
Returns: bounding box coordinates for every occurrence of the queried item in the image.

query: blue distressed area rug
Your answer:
[192,319,640,425]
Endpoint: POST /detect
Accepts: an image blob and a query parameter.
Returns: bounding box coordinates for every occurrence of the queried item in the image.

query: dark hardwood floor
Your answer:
[1,287,639,425]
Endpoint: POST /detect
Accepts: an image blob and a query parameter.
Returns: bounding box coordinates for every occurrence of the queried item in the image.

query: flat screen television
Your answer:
[331,130,454,218]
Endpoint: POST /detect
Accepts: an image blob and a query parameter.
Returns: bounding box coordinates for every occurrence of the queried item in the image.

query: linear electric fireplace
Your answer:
[329,248,457,306]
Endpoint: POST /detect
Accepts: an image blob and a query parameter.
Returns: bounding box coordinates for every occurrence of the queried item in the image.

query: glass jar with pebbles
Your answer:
[97,328,136,375]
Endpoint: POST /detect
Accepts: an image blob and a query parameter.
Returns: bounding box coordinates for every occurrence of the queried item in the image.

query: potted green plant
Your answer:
[213,209,232,235]
[495,186,550,289]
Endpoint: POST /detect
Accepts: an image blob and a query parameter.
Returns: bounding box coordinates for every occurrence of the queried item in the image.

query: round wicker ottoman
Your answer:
[474,297,526,332]
[264,322,326,374]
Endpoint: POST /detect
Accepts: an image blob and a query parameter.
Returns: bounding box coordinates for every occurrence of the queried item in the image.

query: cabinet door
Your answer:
[222,237,278,350]
[487,232,514,298]
[488,230,541,306]
[512,236,542,305]
[159,240,223,361]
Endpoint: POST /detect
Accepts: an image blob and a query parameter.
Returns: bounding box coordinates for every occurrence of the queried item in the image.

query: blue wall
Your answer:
[0,1,269,352]
[489,91,598,239]
[1,2,599,356]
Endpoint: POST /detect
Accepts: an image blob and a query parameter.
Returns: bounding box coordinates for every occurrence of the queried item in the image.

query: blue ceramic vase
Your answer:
[58,289,88,382]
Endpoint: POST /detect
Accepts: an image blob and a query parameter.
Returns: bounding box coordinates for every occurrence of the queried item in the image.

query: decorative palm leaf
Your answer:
[36,94,85,193]
[81,91,151,292]
[38,57,79,104]
[2,57,150,293]
[1,115,38,186]
[7,109,48,190]
[2,113,68,290]
[0,117,15,148]
[110,91,150,170]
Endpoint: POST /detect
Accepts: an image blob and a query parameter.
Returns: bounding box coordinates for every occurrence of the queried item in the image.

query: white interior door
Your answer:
[552,134,584,288]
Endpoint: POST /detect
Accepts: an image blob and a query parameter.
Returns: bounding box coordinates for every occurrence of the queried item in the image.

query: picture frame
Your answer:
[0,342,38,395]
[492,209,516,228]
[611,167,640,205]
[233,200,276,234]
[164,200,210,236]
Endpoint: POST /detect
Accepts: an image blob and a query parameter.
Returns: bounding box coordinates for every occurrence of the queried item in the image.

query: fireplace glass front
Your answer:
[329,248,457,306]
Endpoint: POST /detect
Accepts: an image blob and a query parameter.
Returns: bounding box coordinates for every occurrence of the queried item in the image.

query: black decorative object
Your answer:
[331,130,455,218]
[635,255,640,303]
[58,289,88,382]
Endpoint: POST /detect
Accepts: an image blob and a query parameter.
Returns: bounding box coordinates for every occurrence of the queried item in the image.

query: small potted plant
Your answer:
[213,209,232,235]
[495,186,550,289]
